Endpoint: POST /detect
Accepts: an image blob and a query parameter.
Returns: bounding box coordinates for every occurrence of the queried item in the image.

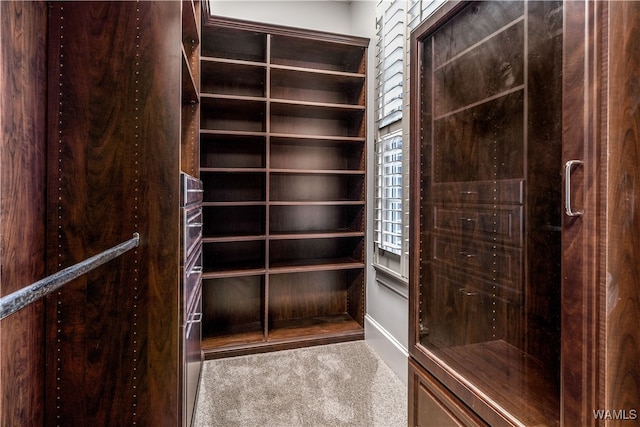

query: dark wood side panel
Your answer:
[408,358,488,427]
[605,1,640,423]
[45,2,181,425]
[561,2,595,425]
[0,2,48,426]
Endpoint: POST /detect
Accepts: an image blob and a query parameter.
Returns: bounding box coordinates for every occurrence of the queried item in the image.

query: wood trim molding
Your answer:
[204,15,369,47]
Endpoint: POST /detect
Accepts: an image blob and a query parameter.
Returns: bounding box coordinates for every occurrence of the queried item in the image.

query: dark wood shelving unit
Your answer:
[199,17,368,358]
[180,2,203,427]
[181,1,201,177]
[37,1,203,425]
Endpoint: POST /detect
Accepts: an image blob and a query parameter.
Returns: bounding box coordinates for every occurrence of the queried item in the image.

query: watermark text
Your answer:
[592,409,637,421]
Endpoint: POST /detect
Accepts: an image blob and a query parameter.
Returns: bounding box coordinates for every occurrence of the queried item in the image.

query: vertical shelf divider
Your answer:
[264,33,272,342]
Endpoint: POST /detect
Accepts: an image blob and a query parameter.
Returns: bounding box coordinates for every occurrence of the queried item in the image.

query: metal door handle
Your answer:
[187,266,203,277]
[564,160,584,217]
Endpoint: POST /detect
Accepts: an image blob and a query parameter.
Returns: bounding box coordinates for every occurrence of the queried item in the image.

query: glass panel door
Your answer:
[415,1,563,424]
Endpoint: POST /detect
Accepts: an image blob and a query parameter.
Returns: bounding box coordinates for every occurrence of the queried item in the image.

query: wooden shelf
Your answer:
[269,231,364,240]
[270,34,367,74]
[271,67,364,106]
[200,167,267,173]
[268,200,365,206]
[203,200,266,207]
[270,173,364,202]
[201,170,266,203]
[182,48,198,103]
[270,204,364,235]
[203,235,266,243]
[199,17,367,356]
[201,93,267,103]
[269,261,365,274]
[271,63,365,79]
[201,23,267,63]
[270,168,364,175]
[201,59,266,97]
[202,327,265,351]
[431,340,559,426]
[270,99,365,116]
[268,314,363,342]
[270,133,365,143]
[201,96,266,133]
[203,204,265,238]
[201,133,266,169]
[202,268,266,280]
[202,314,363,359]
[200,129,267,137]
[201,55,267,67]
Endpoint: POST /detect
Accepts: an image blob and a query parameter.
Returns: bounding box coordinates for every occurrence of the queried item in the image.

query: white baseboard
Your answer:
[365,314,409,386]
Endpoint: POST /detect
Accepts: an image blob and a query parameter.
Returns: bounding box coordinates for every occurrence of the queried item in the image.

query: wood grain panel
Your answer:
[182,103,200,177]
[268,271,349,320]
[434,22,524,116]
[561,1,599,424]
[45,2,182,425]
[409,358,490,427]
[606,1,640,422]
[270,35,366,74]
[432,1,523,68]
[0,2,47,425]
[435,340,559,426]
[433,91,524,183]
[202,276,264,336]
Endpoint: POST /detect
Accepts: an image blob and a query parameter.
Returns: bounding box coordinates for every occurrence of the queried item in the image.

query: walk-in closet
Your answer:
[1,1,639,426]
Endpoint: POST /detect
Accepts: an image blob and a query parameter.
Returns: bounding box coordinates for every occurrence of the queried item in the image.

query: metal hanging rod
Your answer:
[0,233,140,321]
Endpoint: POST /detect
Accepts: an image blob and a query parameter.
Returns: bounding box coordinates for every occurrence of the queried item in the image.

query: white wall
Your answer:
[209,1,352,35]
[208,0,408,384]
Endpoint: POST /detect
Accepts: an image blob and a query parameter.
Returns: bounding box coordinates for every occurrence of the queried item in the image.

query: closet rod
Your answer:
[0,233,140,321]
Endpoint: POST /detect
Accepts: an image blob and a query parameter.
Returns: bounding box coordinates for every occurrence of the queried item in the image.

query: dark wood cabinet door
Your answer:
[562,1,640,425]
[411,1,640,426]
[410,1,562,425]
[409,359,488,427]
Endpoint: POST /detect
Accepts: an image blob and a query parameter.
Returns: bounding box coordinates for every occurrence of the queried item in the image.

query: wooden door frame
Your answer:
[563,1,640,425]
[561,1,601,425]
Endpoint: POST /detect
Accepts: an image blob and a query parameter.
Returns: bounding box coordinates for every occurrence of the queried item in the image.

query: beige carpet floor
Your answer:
[193,341,407,427]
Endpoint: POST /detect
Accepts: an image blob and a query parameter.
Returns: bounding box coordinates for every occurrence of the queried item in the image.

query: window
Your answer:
[374,0,406,273]
[408,0,446,30]
[375,130,403,255]
[375,0,444,275]
[376,1,404,128]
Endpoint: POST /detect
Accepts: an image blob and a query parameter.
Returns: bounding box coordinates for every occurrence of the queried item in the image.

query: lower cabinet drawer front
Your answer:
[431,180,523,205]
[182,172,203,207]
[432,236,521,290]
[433,204,522,247]
[409,358,488,427]
[184,295,202,427]
[183,206,202,264]
[426,264,523,348]
[183,249,202,321]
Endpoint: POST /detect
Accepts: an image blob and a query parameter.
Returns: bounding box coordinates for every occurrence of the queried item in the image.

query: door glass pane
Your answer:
[417,1,563,424]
